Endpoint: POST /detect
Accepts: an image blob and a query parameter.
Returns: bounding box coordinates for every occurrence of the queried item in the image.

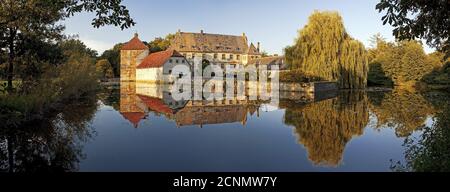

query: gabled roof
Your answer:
[120,112,146,128]
[137,94,175,114]
[170,31,260,54]
[247,43,259,55]
[121,33,148,50]
[137,49,184,69]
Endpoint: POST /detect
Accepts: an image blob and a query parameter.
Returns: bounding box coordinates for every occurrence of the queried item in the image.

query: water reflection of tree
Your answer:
[368,88,436,137]
[97,86,120,111]
[392,91,450,172]
[283,91,369,166]
[0,96,97,172]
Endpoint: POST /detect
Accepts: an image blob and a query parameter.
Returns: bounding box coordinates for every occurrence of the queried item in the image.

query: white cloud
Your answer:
[80,38,114,55]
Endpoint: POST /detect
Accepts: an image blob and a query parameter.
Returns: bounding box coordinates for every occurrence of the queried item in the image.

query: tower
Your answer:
[120,33,149,81]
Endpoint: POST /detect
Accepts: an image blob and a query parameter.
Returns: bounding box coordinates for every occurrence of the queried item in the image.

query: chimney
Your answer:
[257,42,260,52]
[177,29,181,33]
[242,32,246,37]
[201,29,204,34]
[134,33,138,38]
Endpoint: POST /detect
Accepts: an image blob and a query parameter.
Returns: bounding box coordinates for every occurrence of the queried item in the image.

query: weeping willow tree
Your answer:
[285,11,368,89]
[283,91,369,166]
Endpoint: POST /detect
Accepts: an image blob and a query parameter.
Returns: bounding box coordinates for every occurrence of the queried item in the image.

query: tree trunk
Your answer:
[6,28,15,91]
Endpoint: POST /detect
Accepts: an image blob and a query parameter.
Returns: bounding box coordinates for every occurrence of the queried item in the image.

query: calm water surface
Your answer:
[1,83,448,172]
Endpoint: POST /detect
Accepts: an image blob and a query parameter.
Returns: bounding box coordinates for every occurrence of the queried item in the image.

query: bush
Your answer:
[421,62,450,86]
[280,70,324,83]
[0,39,98,122]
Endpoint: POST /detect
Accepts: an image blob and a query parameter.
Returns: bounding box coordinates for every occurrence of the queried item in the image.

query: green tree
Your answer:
[369,38,438,86]
[285,11,368,89]
[96,59,114,79]
[99,43,123,77]
[147,34,175,53]
[53,38,98,99]
[0,0,135,91]
[376,0,450,56]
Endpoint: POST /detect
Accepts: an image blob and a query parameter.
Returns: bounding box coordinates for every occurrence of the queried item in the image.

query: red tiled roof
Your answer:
[136,49,184,69]
[120,112,145,128]
[137,94,174,114]
[121,33,148,50]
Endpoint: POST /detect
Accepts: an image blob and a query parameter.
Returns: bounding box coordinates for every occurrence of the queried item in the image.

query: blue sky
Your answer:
[63,0,433,55]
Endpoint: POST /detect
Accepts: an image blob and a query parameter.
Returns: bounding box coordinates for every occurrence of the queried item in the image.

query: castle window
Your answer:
[192,55,195,59]
[229,54,233,60]
[169,59,173,63]
[237,55,240,60]
[182,59,185,63]
[202,54,206,58]
[221,54,225,60]
[214,53,218,59]
[169,70,172,74]
[176,59,179,63]
[211,72,215,77]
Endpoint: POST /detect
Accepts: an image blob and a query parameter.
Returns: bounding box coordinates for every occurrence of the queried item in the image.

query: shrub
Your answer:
[280,70,324,83]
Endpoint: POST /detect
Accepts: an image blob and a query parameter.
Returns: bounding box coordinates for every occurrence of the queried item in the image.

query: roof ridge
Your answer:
[121,34,148,50]
[179,31,244,38]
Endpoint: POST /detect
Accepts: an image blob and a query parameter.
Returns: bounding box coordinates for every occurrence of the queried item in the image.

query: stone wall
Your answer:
[120,50,149,81]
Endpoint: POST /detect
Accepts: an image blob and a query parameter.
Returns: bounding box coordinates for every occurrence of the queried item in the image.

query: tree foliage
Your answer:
[147,34,175,53]
[96,59,114,79]
[285,11,368,89]
[99,43,123,77]
[376,0,449,56]
[0,0,134,91]
[368,35,443,86]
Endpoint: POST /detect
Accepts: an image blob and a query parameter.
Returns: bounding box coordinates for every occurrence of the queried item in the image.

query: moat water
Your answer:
[1,83,449,172]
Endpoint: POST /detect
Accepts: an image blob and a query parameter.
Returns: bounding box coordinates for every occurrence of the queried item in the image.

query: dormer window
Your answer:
[169,59,173,63]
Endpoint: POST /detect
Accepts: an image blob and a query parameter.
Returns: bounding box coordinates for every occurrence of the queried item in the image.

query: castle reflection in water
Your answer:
[119,82,272,128]
[1,82,444,171]
[117,82,368,166]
